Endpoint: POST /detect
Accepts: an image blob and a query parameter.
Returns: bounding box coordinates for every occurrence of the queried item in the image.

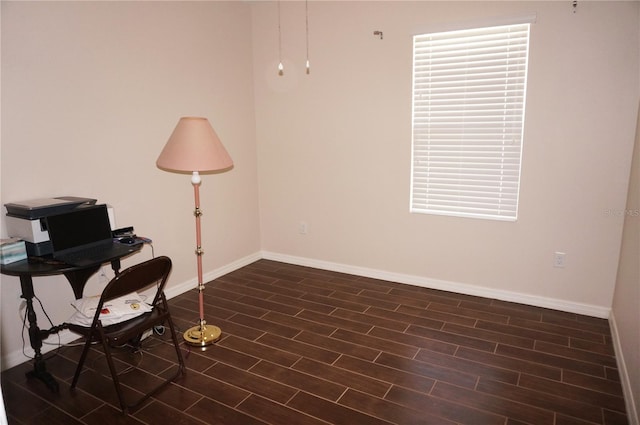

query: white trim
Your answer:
[261,251,611,319]
[0,251,262,371]
[163,251,262,300]
[609,311,640,425]
[0,250,613,372]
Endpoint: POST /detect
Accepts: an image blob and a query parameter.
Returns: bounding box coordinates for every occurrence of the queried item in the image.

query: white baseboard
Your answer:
[1,252,262,372]
[163,251,262,300]
[261,251,611,319]
[609,311,639,425]
[0,250,613,371]
[2,329,80,372]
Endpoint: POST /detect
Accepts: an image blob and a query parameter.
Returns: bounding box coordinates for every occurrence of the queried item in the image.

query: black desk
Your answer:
[0,247,142,391]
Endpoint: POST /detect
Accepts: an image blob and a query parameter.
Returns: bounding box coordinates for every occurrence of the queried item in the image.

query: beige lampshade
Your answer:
[157,117,233,173]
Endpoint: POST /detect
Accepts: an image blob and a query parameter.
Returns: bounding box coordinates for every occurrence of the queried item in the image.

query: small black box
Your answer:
[24,240,53,256]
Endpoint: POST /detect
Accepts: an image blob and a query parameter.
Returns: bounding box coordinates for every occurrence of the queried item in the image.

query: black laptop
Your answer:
[46,204,137,267]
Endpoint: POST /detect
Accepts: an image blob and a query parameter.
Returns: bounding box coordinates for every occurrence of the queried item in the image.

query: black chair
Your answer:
[67,256,185,414]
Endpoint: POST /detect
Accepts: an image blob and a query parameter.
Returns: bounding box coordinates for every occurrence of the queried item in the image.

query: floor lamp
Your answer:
[156,117,233,346]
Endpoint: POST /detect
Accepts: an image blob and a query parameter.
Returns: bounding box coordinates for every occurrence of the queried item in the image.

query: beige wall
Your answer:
[253,1,639,315]
[612,101,640,422]
[1,3,638,408]
[1,1,260,367]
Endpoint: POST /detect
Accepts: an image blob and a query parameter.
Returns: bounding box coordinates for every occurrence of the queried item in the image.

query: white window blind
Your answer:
[410,23,530,221]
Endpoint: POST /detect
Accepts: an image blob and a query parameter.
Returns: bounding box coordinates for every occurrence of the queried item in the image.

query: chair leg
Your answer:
[101,338,128,414]
[71,335,93,389]
[166,317,186,374]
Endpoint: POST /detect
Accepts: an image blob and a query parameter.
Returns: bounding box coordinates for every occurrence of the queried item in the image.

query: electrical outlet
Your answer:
[553,252,566,268]
[98,268,109,284]
[299,221,308,235]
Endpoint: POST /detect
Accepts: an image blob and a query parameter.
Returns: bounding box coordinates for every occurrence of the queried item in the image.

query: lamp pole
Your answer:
[182,171,222,346]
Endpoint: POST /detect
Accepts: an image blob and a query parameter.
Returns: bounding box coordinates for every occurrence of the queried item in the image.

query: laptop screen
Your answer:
[46,205,112,253]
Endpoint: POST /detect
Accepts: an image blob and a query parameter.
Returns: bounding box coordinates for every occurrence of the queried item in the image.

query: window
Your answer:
[410,23,531,221]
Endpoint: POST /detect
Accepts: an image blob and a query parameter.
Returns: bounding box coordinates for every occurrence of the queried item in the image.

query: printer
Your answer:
[4,196,98,256]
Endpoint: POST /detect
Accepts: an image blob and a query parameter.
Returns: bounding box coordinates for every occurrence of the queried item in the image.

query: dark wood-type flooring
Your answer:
[1,259,629,424]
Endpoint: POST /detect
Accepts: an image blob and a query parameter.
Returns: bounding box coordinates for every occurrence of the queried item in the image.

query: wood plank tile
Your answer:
[476,319,570,346]
[235,295,303,316]
[334,355,436,393]
[1,379,60,422]
[455,346,563,381]
[293,330,381,362]
[298,278,363,295]
[172,340,258,371]
[287,391,395,425]
[442,322,535,349]
[374,352,477,389]
[385,385,507,425]
[218,335,300,367]
[83,404,146,424]
[476,377,604,423]
[332,328,421,358]
[509,316,606,343]
[414,348,520,385]
[495,344,607,377]
[72,369,145,410]
[269,293,335,316]
[396,303,478,326]
[428,302,511,324]
[338,388,459,425]
[405,324,498,352]
[150,381,203,412]
[368,326,458,355]
[3,259,628,425]
[296,309,373,334]
[462,300,543,321]
[292,357,391,398]
[249,360,346,401]
[431,381,555,425]
[256,332,341,364]
[203,292,269,318]
[301,292,375,312]
[270,278,336,297]
[228,313,301,339]
[203,362,297,404]
[28,406,90,425]
[323,291,400,311]
[238,394,329,425]
[393,286,494,305]
[533,340,617,368]
[261,311,337,336]
[359,289,431,309]
[134,400,207,425]
[169,366,251,407]
[244,280,307,298]
[366,306,445,331]
[518,374,626,413]
[186,396,269,425]
[330,308,408,332]
[562,370,625,397]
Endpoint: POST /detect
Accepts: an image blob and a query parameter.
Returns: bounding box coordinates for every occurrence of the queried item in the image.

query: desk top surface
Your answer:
[1,245,143,277]
[1,258,79,276]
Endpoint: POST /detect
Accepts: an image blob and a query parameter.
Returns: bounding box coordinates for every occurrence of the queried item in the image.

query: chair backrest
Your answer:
[100,256,172,309]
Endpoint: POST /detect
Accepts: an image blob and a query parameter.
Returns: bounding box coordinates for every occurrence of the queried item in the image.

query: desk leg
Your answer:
[63,266,100,299]
[19,276,59,392]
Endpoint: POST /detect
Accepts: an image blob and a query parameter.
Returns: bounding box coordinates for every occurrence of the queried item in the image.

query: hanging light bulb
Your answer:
[305,0,310,74]
[278,1,284,76]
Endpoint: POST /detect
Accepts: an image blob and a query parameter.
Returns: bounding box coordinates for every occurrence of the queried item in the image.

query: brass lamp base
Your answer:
[183,324,221,346]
